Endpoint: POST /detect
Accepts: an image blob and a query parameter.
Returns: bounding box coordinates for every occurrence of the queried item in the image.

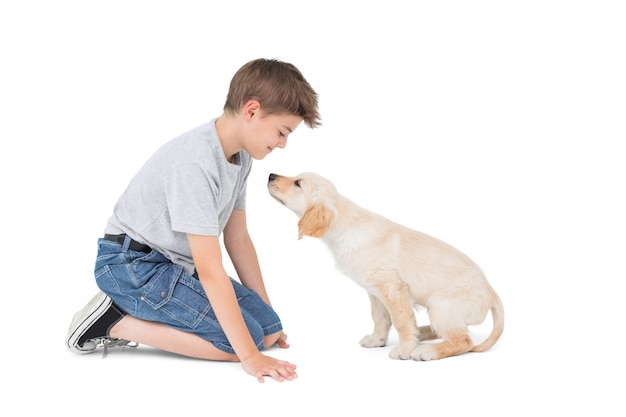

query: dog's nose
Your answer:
[268,173,277,183]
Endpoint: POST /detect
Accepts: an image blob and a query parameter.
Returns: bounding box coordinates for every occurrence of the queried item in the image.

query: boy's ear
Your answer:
[242,100,261,120]
[298,204,333,239]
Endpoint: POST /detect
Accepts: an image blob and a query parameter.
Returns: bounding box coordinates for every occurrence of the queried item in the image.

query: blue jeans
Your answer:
[94,236,283,354]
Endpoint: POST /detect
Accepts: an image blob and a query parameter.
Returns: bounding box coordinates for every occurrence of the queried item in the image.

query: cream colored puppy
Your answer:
[268,172,504,361]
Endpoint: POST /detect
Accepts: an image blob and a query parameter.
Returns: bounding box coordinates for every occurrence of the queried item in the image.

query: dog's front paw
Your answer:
[411,344,439,361]
[389,342,418,360]
[359,334,387,348]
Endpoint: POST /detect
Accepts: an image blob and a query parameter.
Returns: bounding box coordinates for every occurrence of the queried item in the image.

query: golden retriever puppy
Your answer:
[268,172,504,361]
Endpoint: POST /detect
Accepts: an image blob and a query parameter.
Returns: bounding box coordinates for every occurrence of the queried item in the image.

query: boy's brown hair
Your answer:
[224,58,321,128]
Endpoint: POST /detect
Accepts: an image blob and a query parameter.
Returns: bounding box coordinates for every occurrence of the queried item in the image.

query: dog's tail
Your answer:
[471,294,504,352]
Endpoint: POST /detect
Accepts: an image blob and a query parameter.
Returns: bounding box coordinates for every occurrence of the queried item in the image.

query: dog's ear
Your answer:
[298,203,333,239]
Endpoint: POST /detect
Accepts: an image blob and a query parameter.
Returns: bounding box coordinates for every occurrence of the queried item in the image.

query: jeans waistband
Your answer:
[103,234,152,253]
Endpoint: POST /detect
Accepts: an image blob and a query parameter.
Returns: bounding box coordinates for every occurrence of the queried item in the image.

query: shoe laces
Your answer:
[94,337,138,358]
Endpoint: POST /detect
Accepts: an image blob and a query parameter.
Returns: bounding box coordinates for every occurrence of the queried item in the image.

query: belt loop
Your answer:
[122,234,132,252]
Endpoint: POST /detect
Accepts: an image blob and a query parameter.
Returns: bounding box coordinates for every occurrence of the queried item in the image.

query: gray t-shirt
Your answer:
[105,119,252,274]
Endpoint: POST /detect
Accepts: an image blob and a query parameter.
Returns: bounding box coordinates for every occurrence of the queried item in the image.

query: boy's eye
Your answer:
[279,131,285,137]
[294,179,301,187]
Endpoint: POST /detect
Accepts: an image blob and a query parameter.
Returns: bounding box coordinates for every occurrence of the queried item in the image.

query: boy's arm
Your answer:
[223,209,270,304]
[187,233,260,359]
[187,233,294,382]
[223,209,289,349]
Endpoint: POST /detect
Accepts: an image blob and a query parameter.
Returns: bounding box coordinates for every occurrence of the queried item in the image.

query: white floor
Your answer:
[2,1,625,416]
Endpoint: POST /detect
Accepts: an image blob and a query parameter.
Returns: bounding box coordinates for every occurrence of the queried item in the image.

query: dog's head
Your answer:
[267,172,338,239]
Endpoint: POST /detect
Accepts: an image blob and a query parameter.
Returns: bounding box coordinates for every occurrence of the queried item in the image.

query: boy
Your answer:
[65,58,321,383]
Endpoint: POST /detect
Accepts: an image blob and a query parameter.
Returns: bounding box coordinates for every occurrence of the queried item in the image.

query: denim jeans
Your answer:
[94,236,283,353]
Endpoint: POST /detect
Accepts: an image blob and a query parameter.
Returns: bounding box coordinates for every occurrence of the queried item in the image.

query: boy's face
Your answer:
[244,110,303,160]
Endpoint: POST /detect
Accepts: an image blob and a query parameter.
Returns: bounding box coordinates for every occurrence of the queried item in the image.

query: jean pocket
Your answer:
[142,266,213,329]
[142,263,183,309]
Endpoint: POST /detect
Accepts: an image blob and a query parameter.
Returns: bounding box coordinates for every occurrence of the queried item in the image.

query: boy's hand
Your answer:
[241,352,297,383]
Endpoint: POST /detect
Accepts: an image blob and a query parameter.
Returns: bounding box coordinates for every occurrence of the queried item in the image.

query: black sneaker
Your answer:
[66,291,136,356]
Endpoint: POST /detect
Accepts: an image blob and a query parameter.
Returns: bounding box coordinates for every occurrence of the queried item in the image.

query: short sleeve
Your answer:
[163,163,220,236]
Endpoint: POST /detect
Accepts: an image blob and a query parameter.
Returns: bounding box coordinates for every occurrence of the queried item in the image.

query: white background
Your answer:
[1,1,624,416]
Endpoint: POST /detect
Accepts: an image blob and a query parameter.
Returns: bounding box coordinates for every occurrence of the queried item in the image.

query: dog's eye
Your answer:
[294,179,301,188]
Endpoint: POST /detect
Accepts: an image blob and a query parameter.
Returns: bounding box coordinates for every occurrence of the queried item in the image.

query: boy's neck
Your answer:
[215,113,242,163]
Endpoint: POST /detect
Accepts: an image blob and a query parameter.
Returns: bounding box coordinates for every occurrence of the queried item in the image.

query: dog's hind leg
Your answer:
[359,294,392,348]
[417,325,438,341]
[411,293,478,360]
[411,333,473,361]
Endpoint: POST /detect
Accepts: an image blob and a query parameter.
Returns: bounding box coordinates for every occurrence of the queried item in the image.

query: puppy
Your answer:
[268,172,504,361]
